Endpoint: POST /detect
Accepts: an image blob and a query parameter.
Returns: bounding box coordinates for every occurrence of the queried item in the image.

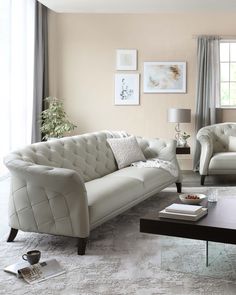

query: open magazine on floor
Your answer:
[4,259,65,284]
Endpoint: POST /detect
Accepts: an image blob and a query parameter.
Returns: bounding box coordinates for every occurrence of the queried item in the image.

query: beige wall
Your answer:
[48,12,236,169]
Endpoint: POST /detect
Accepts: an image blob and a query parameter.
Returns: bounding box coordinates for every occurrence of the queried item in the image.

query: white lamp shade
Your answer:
[167,108,191,123]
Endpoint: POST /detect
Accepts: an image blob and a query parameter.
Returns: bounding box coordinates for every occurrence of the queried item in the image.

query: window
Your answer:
[220,41,236,107]
[0,0,35,176]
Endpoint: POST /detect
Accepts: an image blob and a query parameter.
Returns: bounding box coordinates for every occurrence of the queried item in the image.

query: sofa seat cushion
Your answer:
[86,167,175,225]
[86,172,144,224]
[209,152,236,170]
[110,167,175,192]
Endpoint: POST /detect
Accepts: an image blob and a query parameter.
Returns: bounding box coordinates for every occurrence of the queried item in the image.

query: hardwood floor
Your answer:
[180,171,236,187]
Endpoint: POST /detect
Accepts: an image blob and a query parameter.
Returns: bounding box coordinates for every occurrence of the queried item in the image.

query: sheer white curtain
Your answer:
[0,0,35,175]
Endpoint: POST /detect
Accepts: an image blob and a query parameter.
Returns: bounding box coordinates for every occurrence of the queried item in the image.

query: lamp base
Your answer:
[174,123,188,147]
[175,123,181,146]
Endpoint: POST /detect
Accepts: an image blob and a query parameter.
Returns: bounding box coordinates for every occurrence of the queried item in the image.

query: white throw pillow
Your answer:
[229,136,236,152]
[107,136,146,169]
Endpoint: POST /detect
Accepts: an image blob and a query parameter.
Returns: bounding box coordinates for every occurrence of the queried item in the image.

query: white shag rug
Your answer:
[1,186,236,295]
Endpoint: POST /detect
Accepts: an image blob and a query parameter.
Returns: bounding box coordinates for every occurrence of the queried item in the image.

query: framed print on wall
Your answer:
[115,74,139,105]
[143,61,187,93]
[116,49,137,71]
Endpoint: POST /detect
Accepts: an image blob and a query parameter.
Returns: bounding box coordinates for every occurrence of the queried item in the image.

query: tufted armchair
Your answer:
[4,131,182,254]
[197,123,236,185]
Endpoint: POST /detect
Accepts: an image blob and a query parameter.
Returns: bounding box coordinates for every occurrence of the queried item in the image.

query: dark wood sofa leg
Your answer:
[175,182,182,193]
[201,175,206,186]
[77,238,88,255]
[7,228,18,242]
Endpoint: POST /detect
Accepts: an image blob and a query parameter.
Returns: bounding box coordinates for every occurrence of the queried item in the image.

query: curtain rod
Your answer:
[192,34,236,40]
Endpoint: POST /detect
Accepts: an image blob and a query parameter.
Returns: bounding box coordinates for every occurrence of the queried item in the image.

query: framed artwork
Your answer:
[115,74,139,105]
[116,49,137,71]
[143,61,187,93]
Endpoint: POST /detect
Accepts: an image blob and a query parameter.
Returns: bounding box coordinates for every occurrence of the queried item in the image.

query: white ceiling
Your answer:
[38,0,236,13]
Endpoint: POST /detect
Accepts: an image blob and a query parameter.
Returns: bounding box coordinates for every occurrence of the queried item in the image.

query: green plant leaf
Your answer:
[39,97,77,139]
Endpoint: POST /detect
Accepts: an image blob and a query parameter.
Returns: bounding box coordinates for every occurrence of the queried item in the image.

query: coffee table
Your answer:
[140,196,236,267]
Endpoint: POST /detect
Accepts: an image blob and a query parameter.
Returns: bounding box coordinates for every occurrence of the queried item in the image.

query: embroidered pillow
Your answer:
[107,136,146,169]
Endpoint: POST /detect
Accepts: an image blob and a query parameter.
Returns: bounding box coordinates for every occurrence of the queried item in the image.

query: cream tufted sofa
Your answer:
[4,131,182,254]
[197,123,236,185]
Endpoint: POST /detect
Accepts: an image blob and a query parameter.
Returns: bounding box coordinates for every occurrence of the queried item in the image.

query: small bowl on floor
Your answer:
[179,193,206,205]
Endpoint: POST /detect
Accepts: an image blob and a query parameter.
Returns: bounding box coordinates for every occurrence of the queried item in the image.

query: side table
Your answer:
[176,145,190,154]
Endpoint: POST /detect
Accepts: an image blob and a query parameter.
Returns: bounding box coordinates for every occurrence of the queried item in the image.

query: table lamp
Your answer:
[167,108,191,146]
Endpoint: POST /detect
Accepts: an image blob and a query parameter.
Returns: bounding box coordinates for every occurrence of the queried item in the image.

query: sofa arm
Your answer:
[137,137,182,182]
[197,133,214,176]
[4,158,89,238]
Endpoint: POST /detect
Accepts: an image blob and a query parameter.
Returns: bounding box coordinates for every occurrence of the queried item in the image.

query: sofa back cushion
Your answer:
[9,131,128,182]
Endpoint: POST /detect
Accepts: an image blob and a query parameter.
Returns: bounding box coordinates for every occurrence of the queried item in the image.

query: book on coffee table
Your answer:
[159,207,208,221]
[165,203,203,215]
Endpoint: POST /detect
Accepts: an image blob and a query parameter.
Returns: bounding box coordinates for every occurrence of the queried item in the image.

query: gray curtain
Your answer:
[32,2,48,143]
[193,36,220,170]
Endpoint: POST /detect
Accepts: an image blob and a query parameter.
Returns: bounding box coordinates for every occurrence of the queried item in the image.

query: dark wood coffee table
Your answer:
[140,196,236,266]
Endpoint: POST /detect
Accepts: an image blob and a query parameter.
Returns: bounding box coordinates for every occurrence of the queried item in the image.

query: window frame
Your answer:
[219,40,236,109]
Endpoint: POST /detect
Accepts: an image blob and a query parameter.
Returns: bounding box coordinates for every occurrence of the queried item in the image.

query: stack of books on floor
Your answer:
[159,203,208,221]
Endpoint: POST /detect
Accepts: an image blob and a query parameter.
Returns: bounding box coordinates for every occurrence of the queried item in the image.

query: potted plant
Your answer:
[40,97,77,140]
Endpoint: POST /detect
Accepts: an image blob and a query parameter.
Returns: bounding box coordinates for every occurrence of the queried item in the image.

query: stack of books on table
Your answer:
[159,203,208,221]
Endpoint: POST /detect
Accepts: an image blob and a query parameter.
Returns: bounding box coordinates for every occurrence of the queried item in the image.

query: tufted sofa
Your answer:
[4,131,182,254]
[197,123,236,185]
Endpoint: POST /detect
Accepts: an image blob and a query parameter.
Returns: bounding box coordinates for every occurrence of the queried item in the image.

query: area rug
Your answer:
[1,186,236,295]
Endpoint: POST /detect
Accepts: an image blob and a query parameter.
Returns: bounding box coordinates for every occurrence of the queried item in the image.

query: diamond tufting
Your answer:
[13,131,129,182]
